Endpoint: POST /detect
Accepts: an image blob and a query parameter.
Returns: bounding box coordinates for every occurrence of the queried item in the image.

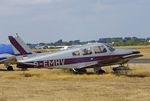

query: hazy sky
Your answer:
[0,0,150,43]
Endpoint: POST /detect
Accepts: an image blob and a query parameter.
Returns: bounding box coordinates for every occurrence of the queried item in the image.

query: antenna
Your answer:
[16,33,19,37]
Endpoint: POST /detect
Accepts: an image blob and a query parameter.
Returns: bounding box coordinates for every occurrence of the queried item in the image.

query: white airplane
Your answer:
[8,35,143,74]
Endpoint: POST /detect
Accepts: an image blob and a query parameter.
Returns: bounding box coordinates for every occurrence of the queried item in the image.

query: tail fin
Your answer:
[8,35,35,61]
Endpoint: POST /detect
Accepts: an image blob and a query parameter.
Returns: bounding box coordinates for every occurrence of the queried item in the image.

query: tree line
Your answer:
[27,37,150,49]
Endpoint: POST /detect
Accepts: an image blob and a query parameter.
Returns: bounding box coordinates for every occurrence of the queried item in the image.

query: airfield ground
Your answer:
[0,46,150,101]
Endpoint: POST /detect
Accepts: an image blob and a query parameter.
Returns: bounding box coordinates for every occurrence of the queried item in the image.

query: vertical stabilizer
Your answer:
[8,35,35,60]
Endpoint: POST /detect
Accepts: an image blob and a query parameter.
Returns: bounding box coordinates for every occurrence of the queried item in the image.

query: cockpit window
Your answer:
[82,47,92,55]
[106,45,115,52]
[94,46,107,54]
[72,51,80,56]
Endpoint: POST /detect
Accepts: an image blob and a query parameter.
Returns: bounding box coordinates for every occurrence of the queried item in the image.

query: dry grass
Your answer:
[0,64,150,101]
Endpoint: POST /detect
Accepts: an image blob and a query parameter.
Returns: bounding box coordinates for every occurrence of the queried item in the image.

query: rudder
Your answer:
[8,35,35,61]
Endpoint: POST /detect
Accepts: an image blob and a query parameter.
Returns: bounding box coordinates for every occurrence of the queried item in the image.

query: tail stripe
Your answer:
[9,36,27,55]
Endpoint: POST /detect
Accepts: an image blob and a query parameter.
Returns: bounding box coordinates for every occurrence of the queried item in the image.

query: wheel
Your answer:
[7,66,14,71]
[79,69,87,74]
[94,67,106,74]
[72,68,87,74]
[95,69,105,74]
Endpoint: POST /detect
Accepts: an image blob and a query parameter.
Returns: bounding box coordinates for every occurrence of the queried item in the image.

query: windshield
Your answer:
[106,45,115,52]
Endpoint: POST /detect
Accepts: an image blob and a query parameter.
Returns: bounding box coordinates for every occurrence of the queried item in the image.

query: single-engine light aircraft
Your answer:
[8,35,143,74]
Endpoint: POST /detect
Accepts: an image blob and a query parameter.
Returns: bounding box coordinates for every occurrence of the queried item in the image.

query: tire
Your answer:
[72,69,87,74]
[7,66,14,71]
[95,69,105,74]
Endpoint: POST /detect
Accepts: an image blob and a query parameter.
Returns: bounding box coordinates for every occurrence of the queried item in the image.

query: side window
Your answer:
[72,51,80,56]
[82,47,92,55]
[101,46,107,53]
[94,46,107,54]
[94,46,101,54]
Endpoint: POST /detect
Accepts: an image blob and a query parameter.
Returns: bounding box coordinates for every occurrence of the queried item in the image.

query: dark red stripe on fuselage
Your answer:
[64,55,121,65]
[25,55,124,68]
[9,36,28,55]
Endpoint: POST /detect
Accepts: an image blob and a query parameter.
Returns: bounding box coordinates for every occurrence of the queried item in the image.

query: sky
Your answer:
[0,0,150,43]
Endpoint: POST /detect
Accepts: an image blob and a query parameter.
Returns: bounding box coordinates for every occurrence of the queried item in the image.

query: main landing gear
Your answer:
[4,62,14,71]
[72,68,87,74]
[72,67,106,75]
[71,65,129,75]
[94,67,105,74]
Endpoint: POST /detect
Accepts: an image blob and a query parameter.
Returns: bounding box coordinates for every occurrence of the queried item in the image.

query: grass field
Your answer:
[0,64,150,101]
[0,46,150,101]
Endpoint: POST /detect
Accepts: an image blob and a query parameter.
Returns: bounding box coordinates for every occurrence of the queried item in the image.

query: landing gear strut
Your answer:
[72,68,87,74]
[94,67,105,74]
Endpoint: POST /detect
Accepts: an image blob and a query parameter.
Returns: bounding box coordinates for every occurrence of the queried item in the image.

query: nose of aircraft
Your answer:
[131,50,143,57]
[114,48,143,58]
[132,50,143,56]
[132,50,140,54]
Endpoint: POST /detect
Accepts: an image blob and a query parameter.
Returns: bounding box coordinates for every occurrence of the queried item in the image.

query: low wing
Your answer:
[97,54,143,66]
[79,61,98,69]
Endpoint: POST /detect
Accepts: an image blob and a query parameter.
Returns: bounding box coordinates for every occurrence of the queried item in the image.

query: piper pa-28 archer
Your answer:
[8,35,143,74]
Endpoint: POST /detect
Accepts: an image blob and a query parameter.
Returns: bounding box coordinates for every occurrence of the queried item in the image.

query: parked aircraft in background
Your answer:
[0,44,16,70]
[8,35,143,74]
